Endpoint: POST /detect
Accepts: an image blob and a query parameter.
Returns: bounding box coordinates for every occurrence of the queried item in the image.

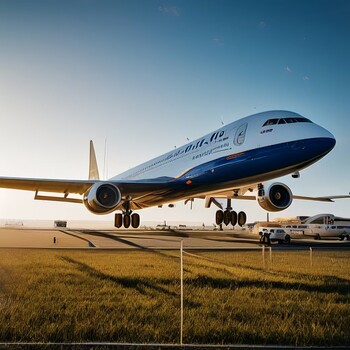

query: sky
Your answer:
[0,0,349,225]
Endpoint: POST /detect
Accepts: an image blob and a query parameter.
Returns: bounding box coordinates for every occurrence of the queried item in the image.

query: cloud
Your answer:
[284,65,310,81]
[212,38,224,47]
[159,6,181,16]
[259,21,266,29]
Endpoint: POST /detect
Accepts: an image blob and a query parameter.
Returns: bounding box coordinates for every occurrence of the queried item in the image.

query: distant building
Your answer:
[54,220,67,228]
[4,220,23,227]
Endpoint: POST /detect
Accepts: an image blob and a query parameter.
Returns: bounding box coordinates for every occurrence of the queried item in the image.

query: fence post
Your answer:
[262,245,265,268]
[180,240,183,345]
[309,247,313,267]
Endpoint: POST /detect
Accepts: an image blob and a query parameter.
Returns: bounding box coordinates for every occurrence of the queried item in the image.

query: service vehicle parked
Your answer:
[259,227,291,244]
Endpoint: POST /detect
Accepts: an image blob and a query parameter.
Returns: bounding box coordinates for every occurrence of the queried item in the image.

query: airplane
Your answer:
[0,110,349,229]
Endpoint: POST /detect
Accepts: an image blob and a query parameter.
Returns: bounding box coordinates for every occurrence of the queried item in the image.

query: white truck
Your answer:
[259,227,291,244]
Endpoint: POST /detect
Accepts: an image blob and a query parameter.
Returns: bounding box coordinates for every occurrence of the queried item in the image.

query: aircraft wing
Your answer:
[0,175,176,204]
[206,192,350,203]
[193,186,350,209]
[293,195,350,202]
[0,177,95,195]
[0,141,177,205]
[1,175,349,208]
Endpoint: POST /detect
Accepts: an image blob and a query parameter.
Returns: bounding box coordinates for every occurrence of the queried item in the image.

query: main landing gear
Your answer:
[215,199,247,228]
[114,212,140,229]
[114,199,140,229]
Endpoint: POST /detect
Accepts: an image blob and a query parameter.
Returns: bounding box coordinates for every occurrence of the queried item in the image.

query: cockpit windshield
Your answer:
[262,117,312,127]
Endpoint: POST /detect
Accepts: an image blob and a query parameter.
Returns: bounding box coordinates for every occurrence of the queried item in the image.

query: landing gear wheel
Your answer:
[114,213,123,228]
[131,213,140,229]
[216,210,224,225]
[238,211,247,227]
[123,214,131,229]
[230,211,237,226]
[223,210,231,226]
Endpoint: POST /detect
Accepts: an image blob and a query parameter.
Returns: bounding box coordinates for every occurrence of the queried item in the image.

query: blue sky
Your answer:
[0,0,349,224]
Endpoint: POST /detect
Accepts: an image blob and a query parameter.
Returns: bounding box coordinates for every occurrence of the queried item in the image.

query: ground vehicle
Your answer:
[259,228,291,244]
[283,214,350,240]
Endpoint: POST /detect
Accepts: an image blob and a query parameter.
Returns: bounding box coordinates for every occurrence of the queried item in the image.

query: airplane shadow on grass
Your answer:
[60,256,179,297]
[184,257,350,296]
[60,256,349,303]
[184,253,350,294]
[186,274,350,296]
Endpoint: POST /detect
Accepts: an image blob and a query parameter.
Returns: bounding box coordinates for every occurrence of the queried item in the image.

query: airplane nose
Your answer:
[315,126,336,154]
[323,136,336,152]
[314,134,336,157]
[290,131,336,164]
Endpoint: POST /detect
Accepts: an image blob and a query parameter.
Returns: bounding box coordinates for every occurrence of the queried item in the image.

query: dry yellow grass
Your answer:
[0,248,348,346]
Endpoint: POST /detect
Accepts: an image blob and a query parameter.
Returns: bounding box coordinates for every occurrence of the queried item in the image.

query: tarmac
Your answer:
[1,227,349,250]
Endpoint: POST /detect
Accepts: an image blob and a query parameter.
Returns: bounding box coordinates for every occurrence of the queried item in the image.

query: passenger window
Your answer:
[234,123,247,145]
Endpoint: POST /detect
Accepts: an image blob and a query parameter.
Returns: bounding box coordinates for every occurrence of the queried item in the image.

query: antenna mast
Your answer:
[103,138,108,180]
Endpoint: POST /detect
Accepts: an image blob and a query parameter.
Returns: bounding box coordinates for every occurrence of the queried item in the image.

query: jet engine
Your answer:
[83,182,122,214]
[258,182,293,212]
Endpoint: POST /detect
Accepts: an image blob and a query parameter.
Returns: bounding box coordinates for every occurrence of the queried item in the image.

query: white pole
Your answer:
[180,240,183,345]
[269,247,272,263]
[262,245,265,268]
[310,247,313,267]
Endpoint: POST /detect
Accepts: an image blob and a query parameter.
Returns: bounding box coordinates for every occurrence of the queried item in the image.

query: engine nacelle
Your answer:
[258,182,293,212]
[83,182,122,214]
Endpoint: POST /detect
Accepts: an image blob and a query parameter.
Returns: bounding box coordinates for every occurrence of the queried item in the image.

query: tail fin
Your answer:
[89,140,100,180]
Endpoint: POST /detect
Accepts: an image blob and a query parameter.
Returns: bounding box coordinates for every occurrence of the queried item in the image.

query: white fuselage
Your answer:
[113,110,334,185]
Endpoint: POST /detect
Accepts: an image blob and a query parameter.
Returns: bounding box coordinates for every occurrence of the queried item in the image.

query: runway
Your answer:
[1,227,349,250]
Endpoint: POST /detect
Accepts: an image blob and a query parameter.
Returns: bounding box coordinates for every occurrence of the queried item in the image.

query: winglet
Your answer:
[89,140,100,180]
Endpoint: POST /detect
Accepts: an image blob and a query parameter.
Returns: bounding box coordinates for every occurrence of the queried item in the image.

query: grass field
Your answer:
[0,248,349,346]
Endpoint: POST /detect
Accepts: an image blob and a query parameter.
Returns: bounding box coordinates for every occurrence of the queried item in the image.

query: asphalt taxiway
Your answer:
[1,228,349,250]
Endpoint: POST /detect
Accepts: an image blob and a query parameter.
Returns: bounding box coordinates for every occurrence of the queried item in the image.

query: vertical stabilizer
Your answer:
[89,140,100,180]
